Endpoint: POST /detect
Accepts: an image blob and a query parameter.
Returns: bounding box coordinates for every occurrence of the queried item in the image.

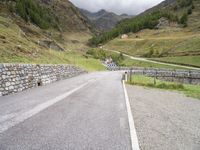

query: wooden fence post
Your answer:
[154,69,157,85]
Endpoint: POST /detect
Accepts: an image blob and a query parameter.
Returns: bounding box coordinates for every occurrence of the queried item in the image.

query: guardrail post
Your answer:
[129,68,133,82]
[125,71,128,82]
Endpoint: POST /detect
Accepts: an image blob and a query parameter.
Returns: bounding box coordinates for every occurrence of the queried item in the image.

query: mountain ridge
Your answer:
[79,8,132,31]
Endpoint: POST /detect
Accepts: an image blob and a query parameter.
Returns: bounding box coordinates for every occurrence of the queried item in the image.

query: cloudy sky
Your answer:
[69,0,165,15]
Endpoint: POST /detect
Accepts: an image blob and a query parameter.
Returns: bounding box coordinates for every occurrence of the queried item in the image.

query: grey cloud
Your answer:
[69,0,165,15]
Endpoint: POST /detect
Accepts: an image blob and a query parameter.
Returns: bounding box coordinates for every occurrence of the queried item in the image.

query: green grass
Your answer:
[151,56,200,68]
[127,75,200,99]
[103,28,200,68]
[67,52,106,71]
[0,16,105,72]
[104,29,200,57]
[0,50,106,72]
[88,48,184,69]
[121,56,184,69]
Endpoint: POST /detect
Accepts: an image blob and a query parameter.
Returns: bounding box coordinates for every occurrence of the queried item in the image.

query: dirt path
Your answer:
[126,85,200,150]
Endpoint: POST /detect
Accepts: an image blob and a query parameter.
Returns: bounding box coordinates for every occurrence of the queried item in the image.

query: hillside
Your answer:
[35,0,93,32]
[140,0,176,15]
[89,0,196,46]
[0,0,105,71]
[91,0,200,68]
[79,9,132,31]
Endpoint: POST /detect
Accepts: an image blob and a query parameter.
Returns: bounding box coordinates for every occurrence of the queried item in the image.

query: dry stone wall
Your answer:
[0,64,86,96]
[131,68,200,85]
[111,67,200,85]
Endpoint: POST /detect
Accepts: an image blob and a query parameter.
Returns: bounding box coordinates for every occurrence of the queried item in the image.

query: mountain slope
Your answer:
[79,9,132,31]
[35,0,93,32]
[140,0,176,15]
[90,0,197,45]
[100,0,200,68]
[0,0,105,71]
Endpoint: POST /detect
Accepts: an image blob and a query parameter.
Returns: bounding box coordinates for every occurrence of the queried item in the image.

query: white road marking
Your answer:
[122,80,140,150]
[0,79,95,134]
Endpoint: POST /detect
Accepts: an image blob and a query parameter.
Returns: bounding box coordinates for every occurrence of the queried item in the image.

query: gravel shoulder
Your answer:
[126,85,200,150]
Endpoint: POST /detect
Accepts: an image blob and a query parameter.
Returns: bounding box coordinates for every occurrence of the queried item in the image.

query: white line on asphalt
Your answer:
[122,80,140,150]
[0,79,95,134]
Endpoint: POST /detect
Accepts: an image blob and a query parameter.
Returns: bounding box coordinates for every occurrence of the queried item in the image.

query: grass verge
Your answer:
[127,75,200,100]
[151,56,200,68]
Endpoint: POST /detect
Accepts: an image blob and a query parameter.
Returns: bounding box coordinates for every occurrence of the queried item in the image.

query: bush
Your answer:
[86,49,106,60]
[86,49,125,66]
[179,13,188,27]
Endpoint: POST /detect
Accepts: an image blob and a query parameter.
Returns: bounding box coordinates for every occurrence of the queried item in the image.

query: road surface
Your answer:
[1,71,199,150]
[0,72,133,150]
[104,49,200,70]
[126,85,200,150]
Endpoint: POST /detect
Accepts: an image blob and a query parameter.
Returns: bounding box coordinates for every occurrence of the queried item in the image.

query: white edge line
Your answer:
[123,80,140,150]
[0,79,95,134]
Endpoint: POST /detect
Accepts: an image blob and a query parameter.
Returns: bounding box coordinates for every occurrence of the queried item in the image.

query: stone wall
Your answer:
[0,64,86,96]
[131,68,200,85]
[112,67,200,85]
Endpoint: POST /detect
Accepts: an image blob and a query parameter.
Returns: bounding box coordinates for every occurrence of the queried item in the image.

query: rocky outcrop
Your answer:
[156,17,178,29]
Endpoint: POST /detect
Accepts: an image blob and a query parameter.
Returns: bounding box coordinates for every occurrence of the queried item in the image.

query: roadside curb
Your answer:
[122,80,140,150]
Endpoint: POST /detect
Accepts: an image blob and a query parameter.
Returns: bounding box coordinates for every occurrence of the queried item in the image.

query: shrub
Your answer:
[86,49,125,66]
[179,13,188,27]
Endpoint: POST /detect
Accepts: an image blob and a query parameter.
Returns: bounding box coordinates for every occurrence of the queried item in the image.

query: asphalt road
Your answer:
[126,85,200,150]
[0,72,132,150]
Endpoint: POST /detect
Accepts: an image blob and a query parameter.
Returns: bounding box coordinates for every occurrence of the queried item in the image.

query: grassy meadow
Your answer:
[151,56,200,68]
[104,28,200,68]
